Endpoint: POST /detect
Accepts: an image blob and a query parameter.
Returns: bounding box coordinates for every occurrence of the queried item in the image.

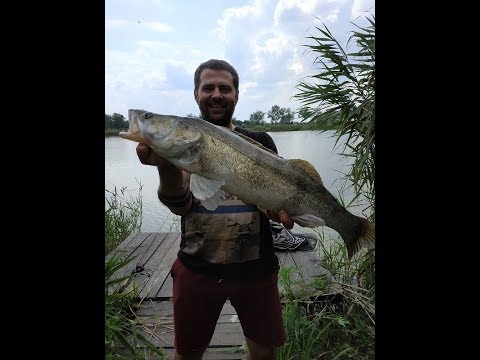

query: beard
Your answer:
[198,101,235,127]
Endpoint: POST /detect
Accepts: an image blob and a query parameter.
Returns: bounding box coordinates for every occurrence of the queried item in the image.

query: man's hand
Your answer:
[259,208,294,229]
[136,143,174,169]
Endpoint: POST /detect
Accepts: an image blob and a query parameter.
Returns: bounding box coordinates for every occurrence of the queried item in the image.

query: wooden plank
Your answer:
[282,251,296,269]
[136,299,175,316]
[275,251,288,267]
[139,233,182,299]
[130,233,177,297]
[105,231,146,261]
[290,251,342,295]
[106,232,153,282]
[140,232,169,265]
[119,233,171,295]
[156,271,173,298]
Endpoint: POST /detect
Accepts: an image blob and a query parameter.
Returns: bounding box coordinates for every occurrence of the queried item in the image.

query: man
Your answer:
[136,59,293,360]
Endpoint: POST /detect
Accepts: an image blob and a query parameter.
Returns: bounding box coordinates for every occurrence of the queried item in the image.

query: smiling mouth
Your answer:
[208,105,225,112]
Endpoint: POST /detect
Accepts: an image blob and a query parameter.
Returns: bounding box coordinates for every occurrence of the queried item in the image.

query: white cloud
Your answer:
[273,0,317,25]
[273,0,347,26]
[239,81,259,97]
[216,0,267,42]
[351,0,375,19]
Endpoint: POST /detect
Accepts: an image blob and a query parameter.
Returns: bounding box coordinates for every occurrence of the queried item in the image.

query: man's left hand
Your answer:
[259,208,294,229]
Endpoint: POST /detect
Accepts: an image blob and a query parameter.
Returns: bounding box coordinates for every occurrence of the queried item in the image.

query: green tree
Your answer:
[105,113,113,129]
[111,113,128,129]
[232,117,245,126]
[249,110,265,125]
[279,108,295,124]
[294,15,375,213]
[186,113,200,118]
[267,106,295,124]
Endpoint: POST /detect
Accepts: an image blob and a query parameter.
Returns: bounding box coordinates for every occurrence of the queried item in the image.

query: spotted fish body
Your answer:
[120,109,375,258]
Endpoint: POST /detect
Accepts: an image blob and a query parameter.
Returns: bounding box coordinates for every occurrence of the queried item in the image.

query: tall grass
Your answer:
[294,15,375,216]
[105,184,143,255]
[105,185,167,359]
[276,15,375,358]
[276,239,375,359]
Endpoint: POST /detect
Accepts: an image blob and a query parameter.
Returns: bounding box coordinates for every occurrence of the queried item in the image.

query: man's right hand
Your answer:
[136,143,173,169]
[136,143,191,215]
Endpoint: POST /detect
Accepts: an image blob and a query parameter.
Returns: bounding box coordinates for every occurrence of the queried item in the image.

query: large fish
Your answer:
[120,109,375,258]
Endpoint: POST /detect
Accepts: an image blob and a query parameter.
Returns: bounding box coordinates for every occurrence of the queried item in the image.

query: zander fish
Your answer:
[120,109,375,258]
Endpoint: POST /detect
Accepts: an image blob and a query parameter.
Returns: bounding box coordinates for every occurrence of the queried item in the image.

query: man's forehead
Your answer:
[199,69,234,85]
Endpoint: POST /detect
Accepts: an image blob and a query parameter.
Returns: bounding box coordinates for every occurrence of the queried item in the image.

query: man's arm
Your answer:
[136,143,192,215]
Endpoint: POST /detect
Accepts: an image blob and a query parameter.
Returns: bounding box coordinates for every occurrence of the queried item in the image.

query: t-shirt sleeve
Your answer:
[257,132,278,154]
[233,127,278,154]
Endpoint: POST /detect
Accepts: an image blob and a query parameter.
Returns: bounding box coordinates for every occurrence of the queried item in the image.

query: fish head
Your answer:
[121,109,202,159]
[119,109,174,145]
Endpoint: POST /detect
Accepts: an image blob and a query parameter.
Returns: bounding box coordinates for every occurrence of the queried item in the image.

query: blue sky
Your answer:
[105,0,375,122]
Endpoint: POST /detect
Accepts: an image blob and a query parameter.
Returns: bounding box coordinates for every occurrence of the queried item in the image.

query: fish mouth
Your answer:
[118,109,150,144]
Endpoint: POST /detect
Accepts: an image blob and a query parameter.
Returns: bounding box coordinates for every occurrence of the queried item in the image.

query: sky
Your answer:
[105,0,375,122]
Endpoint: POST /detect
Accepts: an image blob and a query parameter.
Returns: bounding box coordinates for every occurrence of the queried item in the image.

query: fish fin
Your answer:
[291,214,325,227]
[200,189,226,210]
[178,142,201,164]
[190,173,225,201]
[289,159,323,185]
[345,219,375,259]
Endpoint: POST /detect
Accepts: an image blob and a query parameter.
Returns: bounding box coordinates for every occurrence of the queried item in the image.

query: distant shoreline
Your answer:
[105,123,334,137]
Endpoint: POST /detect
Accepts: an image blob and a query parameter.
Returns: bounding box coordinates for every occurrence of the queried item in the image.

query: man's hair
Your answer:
[194,59,239,94]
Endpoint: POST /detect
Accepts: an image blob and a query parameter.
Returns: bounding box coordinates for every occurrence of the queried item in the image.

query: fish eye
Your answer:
[143,112,153,119]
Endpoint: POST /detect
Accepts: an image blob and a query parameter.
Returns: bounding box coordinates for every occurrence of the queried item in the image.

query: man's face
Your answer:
[194,69,238,127]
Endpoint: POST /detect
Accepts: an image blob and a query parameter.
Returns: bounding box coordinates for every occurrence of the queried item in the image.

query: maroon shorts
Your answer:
[171,258,287,355]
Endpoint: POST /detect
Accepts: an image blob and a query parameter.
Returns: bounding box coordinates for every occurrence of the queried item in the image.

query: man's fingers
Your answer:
[278,209,294,229]
[136,143,150,164]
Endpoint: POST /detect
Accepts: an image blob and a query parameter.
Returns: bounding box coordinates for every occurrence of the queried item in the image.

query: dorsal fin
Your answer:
[289,159,323,185]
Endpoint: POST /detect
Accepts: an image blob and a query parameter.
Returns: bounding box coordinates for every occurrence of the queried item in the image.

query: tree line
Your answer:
[185,105,310,128]
[105,113,128,130]
[106,105,319,132]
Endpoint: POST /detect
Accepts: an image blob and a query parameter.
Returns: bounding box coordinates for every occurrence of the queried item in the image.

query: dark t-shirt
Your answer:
[177,126,279,279]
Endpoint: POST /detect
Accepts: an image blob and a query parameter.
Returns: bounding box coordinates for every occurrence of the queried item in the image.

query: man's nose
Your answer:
[211,87,222,98]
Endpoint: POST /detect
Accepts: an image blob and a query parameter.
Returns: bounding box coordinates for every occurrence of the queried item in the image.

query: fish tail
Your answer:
[344,217,375,259]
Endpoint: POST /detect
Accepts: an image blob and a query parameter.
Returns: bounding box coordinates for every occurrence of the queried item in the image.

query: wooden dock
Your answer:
[107,232,342,359]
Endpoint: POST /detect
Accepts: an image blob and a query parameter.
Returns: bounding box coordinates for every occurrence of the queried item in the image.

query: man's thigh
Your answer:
[228,270,287,348]
[171,258,228,355]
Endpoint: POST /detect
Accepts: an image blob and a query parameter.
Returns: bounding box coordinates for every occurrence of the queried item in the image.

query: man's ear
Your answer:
[194,90,199,104]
